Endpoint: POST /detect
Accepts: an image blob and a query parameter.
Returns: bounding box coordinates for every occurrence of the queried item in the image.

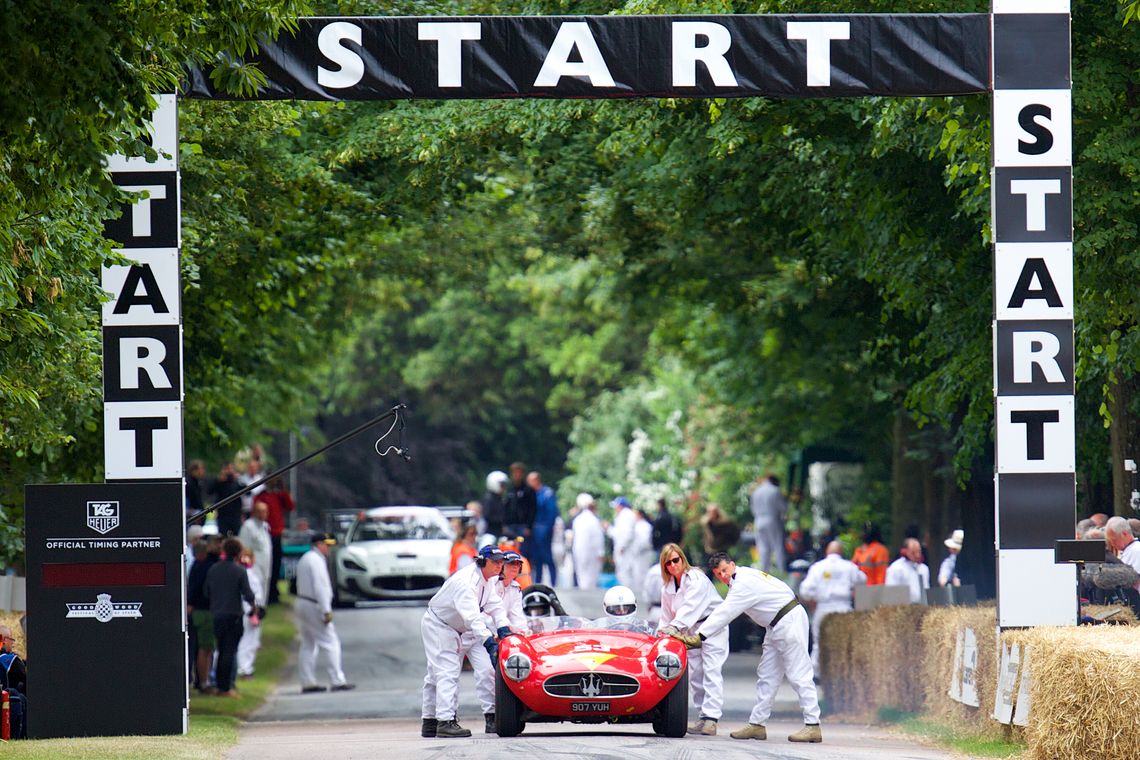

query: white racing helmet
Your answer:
[603,585,637,617]
[486,470,510,495]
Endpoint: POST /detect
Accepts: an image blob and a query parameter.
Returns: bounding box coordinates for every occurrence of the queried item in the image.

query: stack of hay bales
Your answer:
[819,604,929,718]
[1003,626,1140,760]
[918,605,1004,738]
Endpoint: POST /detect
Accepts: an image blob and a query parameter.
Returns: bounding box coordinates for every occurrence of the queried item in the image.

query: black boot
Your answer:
[485,713,496,733]
[435,719,472,738]
[421,718,438,738]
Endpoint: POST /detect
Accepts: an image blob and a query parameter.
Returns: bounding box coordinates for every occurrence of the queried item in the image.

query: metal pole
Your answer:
[186,403,408,526]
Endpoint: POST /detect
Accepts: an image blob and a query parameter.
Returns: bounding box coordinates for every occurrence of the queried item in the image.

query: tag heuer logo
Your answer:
[66,593,142,623]
[87,501,120,534]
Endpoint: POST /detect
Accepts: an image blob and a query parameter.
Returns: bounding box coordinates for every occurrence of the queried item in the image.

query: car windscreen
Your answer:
[525,616,656,635]
[348,514,450,542]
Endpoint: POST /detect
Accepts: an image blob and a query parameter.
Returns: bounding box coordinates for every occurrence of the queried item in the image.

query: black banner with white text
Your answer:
[184,14,991,101]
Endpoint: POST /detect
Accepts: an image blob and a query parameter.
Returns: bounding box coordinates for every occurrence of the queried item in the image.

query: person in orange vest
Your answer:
[449,523,479,575]
[497,535,532,589]
[852,523,889,586]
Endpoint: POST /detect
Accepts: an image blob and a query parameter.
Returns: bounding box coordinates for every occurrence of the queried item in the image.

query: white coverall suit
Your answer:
[797,554,866,675]
[295,548,349,688]
[453,576,524,717]
[422,562,507,721]
[609,506,638,588]
[750,480,787,575]
[697,566,820,727]
[571,509,605,589]
[660,567,729,720]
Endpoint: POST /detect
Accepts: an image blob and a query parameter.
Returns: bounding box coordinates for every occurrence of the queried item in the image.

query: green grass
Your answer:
[189,597,296,719]
[896,717,1025,758]
[4,593,296,759]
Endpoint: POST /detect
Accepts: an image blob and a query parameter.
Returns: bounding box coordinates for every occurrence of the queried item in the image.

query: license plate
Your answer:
[570,701,610,713]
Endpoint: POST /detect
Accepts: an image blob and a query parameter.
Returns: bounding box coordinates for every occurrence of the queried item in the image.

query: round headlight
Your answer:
[503,652,532,682]
[654,652,683,680]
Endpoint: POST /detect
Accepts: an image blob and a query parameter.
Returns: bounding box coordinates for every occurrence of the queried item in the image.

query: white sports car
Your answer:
[333,506,455,604]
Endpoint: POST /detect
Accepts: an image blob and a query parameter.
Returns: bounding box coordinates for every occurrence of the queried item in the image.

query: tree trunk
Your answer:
[1107,376,1138,517]
[890,409,925,551]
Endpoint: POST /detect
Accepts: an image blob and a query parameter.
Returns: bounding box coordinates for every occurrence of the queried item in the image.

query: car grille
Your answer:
[372,575,442,591]
[543,672,640,698]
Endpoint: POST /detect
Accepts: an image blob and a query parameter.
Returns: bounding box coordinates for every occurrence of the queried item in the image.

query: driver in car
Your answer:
[593,586,654,634]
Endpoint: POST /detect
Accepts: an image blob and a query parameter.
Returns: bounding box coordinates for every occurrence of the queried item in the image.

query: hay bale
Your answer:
[1004,626,1140,760]
[818,604,930,719]
[0,611,26,658]
[918,604,1007,738]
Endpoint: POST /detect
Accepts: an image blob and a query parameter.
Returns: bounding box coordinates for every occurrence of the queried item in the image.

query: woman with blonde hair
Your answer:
[656,543,729,736]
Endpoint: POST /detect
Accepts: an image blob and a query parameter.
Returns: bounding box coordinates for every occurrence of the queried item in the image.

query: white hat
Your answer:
[575,492,595,510]
[944,529,964,551]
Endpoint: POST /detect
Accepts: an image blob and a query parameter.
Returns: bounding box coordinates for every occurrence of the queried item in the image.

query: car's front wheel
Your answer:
[655,669,688,738]
[495,666,525,737]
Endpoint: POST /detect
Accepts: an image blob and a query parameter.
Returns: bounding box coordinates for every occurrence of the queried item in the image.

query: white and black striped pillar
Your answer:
[102,94,184,482]
[991,1,1077,627]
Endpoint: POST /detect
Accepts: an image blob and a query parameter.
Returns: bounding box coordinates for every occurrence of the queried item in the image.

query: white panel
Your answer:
[998,549,1077,627]
[101,248,181,326]
[992,642,1019,724]
[993,90,1071,167]
[104,401,183,479]
[960,628,979,707]
[992,0,1069,12]
[996,395,1074,473]
[105,94,178,172]
[1012,646,1032,726]
[994,242,1073,320]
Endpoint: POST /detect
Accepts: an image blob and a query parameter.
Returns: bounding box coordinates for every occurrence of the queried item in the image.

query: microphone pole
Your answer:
[185,402,409,527]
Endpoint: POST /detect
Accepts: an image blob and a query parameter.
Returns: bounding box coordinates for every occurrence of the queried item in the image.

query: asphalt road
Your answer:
[231,589,967,759]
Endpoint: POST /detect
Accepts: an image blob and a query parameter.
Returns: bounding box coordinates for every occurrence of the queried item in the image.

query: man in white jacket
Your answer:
[421,545,510,738]
[452,549,527,734]
[679,552,822,744]
[798,542,866,676]
[295,533,354,695]
[656,543,728,736]
[571,494,605,589]
[608,496,637,587]
[885,538,930,603]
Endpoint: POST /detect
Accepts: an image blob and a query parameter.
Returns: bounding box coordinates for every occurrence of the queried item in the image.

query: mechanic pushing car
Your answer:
[655,543,728,736]
[673,551,823,744]
[421,545,513,739]
[449,549,529,733]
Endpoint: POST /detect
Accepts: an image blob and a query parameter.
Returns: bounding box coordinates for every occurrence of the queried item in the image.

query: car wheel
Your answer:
[659,669,689,738]
[495,665,525,737]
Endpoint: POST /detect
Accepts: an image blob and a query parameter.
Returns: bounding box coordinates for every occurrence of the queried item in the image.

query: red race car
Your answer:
[494,615,689,737]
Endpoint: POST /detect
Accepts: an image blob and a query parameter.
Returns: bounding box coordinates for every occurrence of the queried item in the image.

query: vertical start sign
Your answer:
[991,1,1077,626]
[103,94,184,479]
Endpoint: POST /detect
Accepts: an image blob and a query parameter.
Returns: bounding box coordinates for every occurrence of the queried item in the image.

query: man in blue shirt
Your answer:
[527,470,559,585]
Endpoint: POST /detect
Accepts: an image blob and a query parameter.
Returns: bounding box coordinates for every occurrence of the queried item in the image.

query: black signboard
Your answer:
[184,14,991,101]
[25,483,186,738]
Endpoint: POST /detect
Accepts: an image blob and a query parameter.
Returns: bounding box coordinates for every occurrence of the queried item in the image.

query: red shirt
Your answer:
[257,490,295,537]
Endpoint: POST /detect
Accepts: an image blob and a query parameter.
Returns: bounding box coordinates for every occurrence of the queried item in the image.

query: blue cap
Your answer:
[503,551,523,564]
[478,545,506,561]
[611,496,630,508]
